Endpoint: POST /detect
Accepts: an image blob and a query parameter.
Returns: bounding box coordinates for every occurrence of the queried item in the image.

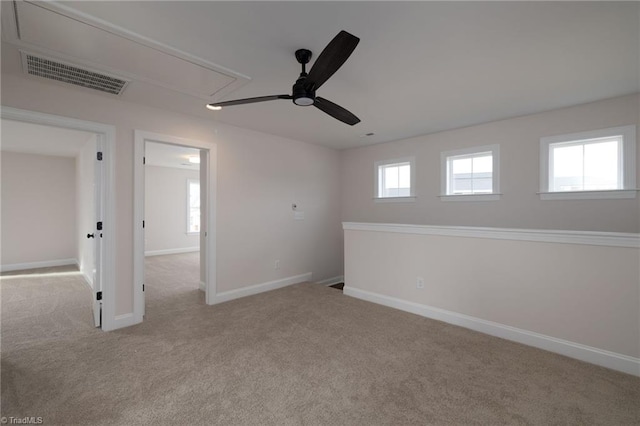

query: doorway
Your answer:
[0,107,116,330]
[133,130,217,322]
[143,142,202,312]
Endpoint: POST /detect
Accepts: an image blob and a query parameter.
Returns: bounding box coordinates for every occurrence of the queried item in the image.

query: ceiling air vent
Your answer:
[21,52,129,95]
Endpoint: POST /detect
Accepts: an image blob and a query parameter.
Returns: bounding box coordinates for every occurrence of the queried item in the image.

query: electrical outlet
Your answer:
[416,277,425,289]
[274,260,280,270]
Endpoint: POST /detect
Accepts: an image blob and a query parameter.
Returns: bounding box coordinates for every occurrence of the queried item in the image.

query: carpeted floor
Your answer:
[2,253,639,425]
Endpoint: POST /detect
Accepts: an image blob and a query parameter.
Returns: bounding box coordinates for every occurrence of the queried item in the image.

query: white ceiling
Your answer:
[145,142,201,170]
[0,119,94,157]
[2,1,638,150]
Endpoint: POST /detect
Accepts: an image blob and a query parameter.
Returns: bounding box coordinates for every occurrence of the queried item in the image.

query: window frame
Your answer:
[440,144,501,201]
[186,178,200,234]
[539,125,637,200]
[373,157,416,202]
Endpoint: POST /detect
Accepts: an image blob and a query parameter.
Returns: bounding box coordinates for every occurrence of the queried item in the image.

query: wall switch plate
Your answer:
[416,277,425,289]
[294,211,305,220]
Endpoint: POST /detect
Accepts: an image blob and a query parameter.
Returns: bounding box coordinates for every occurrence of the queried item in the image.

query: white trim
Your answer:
[199,281,206,291]
[212,273,312,304]
[539,125,637,200]
[145,247,200,257]
[373,196,416,203]
[112,313,138,330]
[316,275,345,286]
[344,286,640,376]
[539,189,638,200]
[0,107,117,332]
[342,222,640,248]
[81,272,94,289]
[0,258,77,273]
[439,193,502,202]
[374,157,416,199]
[441,144,500,197]
[204,147,217,306]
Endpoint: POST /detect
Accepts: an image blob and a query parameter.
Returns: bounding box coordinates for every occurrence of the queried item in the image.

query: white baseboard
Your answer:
[0,258,78,273]
[316,275,344,286]
[110,313,141,330]
[81,272,94,289]
[344,286,640,377]
[212,272,313,304]
[144,247,200,257]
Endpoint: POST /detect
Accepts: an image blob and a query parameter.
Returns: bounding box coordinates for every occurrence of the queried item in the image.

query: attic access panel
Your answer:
[9,1,249,99]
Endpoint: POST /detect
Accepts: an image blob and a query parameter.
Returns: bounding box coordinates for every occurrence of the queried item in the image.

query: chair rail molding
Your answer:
[342,222,640,248]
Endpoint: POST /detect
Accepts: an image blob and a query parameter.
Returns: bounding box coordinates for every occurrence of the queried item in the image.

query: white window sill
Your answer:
[538,189,638,200]
[374,196,416,203]
[187,231,200,235]
[439,193,501,202]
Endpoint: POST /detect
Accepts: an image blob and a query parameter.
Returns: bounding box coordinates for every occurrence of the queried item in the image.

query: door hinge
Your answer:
[142,220,145,228]
[97,221,103,230]
[143,284,145,292]
[97,152,103,161]
[96,291,102,301]
[143,157,146,165]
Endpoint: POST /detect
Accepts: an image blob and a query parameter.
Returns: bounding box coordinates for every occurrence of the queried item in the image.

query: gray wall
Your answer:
[341,94,639,233]
[144,165,200,253]
[344,227,640,360]
[2,73,343,315]
[1,151,77,266]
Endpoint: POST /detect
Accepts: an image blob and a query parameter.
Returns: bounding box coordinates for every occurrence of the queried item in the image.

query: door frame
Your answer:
[133,130,217,320]
[1,106,117,330]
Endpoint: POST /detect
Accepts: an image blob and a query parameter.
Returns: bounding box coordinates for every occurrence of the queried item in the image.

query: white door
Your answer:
[92,142,104,327]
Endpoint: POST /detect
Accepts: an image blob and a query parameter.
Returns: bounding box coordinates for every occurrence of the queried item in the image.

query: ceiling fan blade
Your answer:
[305,30,359,91]
[208,95,292,108]
[314,97,360,126]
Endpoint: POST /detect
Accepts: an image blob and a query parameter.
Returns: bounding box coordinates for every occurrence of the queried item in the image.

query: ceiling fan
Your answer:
[206,30,361,126]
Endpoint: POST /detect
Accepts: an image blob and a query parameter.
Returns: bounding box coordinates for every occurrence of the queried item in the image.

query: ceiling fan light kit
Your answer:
[292,48,315,106]
[206,30,361,125]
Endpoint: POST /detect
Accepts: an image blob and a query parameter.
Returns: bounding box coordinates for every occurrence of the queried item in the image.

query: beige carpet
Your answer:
[2,253,639,425]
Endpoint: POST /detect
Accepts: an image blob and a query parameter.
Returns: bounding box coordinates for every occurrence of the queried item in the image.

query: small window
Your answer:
[374,158,416,201]
[440,145,500,201]
[551,138,620,191]
[540,126,636,200]
[187,179,200,233]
